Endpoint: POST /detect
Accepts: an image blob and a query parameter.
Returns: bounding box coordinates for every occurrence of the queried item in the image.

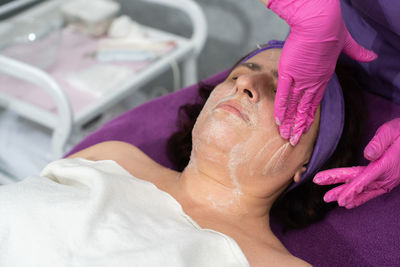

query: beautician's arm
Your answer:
[259,0,377,146]
[314,118,400,209]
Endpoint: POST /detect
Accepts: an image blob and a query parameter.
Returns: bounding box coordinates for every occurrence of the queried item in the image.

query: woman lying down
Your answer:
[0,41,364,266]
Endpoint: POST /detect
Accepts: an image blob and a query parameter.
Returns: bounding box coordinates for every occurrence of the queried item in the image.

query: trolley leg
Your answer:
[182,56,198,87]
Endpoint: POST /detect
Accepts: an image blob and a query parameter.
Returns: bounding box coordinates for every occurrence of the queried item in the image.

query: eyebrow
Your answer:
[235,62,278,79]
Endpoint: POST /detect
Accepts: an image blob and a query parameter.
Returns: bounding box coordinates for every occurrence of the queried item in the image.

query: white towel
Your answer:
[0,158,249,267]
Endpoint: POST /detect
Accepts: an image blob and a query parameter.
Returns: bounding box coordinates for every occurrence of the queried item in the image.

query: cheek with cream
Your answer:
[190,84,295,195]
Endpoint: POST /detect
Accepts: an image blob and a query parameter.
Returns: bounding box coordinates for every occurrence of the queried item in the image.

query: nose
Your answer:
[236,74,260,103]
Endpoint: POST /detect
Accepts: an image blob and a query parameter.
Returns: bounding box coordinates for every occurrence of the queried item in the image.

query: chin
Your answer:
[196,115,246,146]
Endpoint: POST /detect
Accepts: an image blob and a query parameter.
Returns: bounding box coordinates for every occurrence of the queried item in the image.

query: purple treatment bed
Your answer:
[66,0,400,265]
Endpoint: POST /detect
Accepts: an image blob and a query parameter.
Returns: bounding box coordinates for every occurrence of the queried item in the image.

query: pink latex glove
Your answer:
[314,118,400,209]
[265,0,377,146]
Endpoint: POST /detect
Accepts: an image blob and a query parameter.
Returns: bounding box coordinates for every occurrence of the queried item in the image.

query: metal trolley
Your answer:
[0,0,207,181]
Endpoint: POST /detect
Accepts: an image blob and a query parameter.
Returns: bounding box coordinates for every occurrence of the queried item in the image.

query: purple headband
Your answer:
[242,40,345,191]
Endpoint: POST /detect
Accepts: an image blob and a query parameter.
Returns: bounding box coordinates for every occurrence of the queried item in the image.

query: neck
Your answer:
[176,159,276,227]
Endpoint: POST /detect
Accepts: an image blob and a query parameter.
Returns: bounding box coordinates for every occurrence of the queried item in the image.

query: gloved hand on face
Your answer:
[261,0,377,146]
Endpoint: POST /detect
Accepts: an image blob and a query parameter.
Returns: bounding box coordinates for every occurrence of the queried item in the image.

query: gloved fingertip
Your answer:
[345,203,355,209]
[364,149,378,161]
[289,133,300,146]
[315,175,334,185]
[343,35,378,63]
[338,192,353,207]
[324,193,335,203]
[364,141,381,161]
[344,195,359,209]
[337,200,345,207]
[279,125,290,140]
[274,108,285,126]
[313,175,323,184]
[364,49,378,60]
[275,117,281,126]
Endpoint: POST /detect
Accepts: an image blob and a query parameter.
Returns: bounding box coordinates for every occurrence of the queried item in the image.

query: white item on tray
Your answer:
[65,65,134,98]
[61,0,120,36]
[96,37,176,62]
[107,15,145,39]
[96,50,158,62]
[97,15,176,62]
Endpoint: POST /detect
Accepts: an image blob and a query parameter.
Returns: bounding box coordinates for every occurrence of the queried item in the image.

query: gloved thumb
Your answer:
[364,120,399,161]
[364,139,384,161]
[342,31,377,63]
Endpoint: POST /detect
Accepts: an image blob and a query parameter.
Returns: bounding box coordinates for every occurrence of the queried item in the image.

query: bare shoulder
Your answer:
[68,141,146,161]
[268,249,311,267]
[67,141,177,182]
[258,250,311,267]
[284,255,312,267]
[244,241,311,267]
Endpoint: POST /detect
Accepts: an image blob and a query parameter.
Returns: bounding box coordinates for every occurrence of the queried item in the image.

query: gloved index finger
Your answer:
[290,84,323,146]
[278,85,303,140]
[274,75,293,126]
[314,166,364,185]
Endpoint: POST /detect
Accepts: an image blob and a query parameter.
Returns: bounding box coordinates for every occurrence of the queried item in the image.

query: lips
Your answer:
[216,100,251,123]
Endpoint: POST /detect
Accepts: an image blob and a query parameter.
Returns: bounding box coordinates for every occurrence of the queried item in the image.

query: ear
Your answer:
[293,164,308,183]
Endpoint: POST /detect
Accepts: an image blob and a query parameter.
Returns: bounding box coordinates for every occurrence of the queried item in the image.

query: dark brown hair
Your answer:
[166,53,366,231]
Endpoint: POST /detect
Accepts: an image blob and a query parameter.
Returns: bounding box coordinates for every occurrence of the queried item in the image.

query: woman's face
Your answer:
[191,48,320,198]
